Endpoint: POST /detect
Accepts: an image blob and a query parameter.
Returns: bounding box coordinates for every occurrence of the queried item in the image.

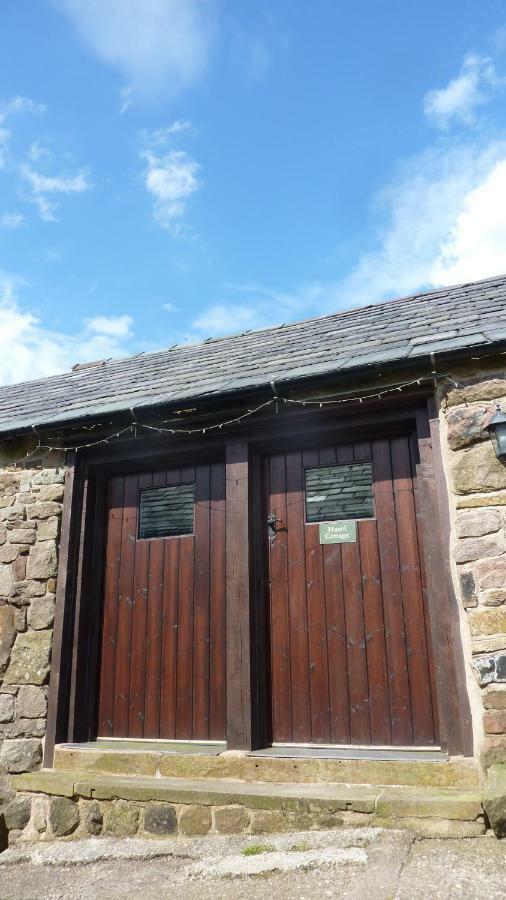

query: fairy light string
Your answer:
[6,371,465,467]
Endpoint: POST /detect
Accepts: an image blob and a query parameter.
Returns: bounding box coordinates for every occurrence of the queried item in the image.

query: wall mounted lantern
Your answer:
[486,405,506,460]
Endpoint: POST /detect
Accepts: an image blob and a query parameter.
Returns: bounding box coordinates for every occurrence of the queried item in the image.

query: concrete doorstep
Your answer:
[6,769,486,843]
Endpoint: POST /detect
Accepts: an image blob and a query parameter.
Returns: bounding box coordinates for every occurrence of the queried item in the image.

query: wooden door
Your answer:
[97,461,226,741]
[265,436,438,747]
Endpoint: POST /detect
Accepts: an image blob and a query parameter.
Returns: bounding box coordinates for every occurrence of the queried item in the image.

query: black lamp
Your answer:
[486,405,506,460]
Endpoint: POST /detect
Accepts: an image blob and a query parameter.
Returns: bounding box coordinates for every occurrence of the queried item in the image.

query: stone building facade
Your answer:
[0,276,506,841]
[0,463,64,822]
[442,370,506,769]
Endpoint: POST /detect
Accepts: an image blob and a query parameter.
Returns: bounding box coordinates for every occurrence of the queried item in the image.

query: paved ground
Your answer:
[0,828,505,899]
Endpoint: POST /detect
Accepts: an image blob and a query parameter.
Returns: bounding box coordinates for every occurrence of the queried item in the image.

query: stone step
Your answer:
[12,769,485,840]
[52,745,482,790]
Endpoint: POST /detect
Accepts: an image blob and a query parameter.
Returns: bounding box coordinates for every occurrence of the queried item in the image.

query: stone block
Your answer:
[473,653,506,685]
[482,735,506,767]
[0,738,41,773]
[26,542,57,580]
[0,562,13,597]
[7,528,36,545]
[375,788,482,821]
[480,589,506,607]
[48,796,79,837]
[469,608,506,636]
[32,471,65,485]
[31,796,47,833]
[26,502,62,520]
[213,805,250,834]
[4,795,31,831]
[36,518,59,541]
[36,484,64,502]
[453,534,505,564]
[479,559,506,594]
[0,544,28,564]
[4,630,52,685]
[0,523,6,544]
[80,800,103,836]
[178,805,211,835]
[446,404,489,450]
[472,634,506,655]
[445,377,506,407]
[483,764,506,838]
[457,493,506,509]
[27,595,55,630]
[143,802,177,835]
[456,507,502,538]
[459,570,478,607]
[6,717,46,738]
[16,685,47,718]
[483,686,506,709]
[250,809,288,834]
[451,443,506,495]
[483,710,506,734]
[104,800,139,836]
[374,815,485,838]
[0,693,14,722]
[11,555,27,581]
[0,604,15,675]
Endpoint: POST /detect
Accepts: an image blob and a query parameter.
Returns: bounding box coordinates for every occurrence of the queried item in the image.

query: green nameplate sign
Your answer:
[319,520,357,544]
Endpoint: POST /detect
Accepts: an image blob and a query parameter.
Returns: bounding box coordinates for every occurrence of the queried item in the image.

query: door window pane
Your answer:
[138,483,195,539]
[305,462,374,522]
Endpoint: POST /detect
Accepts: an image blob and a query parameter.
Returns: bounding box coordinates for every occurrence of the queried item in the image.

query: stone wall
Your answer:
[442,371,506,768]
[0,462,64,805]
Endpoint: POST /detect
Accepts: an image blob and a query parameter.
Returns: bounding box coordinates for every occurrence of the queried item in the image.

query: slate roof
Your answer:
[1,274,506,436]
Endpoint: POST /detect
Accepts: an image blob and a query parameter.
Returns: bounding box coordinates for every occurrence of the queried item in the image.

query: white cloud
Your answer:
[53,0,217,100]
[0,96,46,124]
[0,274,134,386]
[142,148,201,232]
[85,314,133,338]
[0,128,10,169]
[1,212,25,229]
[431,158,506,284]
[423,54,500,129]
[336,141,506,306]
[20,164,91,222]
[163,302,179,312]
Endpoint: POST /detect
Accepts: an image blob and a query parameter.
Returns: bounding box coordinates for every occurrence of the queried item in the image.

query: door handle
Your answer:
[267,511,281,544]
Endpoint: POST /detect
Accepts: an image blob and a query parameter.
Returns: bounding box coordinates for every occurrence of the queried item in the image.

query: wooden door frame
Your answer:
[44,394,473,766]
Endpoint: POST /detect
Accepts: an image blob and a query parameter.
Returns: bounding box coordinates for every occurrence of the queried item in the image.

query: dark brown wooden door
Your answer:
[97,462,226,741]
[265,436,438,747]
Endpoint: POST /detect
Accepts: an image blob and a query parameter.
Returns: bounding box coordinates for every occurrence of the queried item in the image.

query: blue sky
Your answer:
[1,0,506,385]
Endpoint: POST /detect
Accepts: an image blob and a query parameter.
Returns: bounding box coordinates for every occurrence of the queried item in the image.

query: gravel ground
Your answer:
[0,828,505,900]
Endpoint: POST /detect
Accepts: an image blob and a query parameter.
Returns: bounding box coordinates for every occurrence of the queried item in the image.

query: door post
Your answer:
[225,438,253,749]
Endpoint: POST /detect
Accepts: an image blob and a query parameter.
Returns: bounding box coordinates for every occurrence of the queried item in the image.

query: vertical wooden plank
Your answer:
[44,452,82,766]
[209,462,226,740]
[128,471,152,737]
[97,476,125,736]
[226,439,253,750]
[193,464,211,739]
[416,403,473,755]
[176,465,196,739]
[143,469,166,737]
[269,452,292,742]
[285,451,311,743]
[303,448,331,744]
[113,473,139,736]
[372,439,413,746]
[318,446,350,744]
[391,436,435,745]
[159,467,181,739]
[354,441,391,746]
[338,444,370,744]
